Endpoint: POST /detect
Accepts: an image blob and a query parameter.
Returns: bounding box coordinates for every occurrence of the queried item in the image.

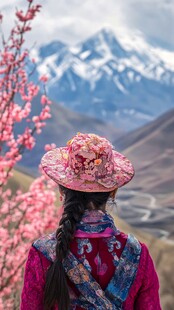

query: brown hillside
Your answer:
[114,109,174,208]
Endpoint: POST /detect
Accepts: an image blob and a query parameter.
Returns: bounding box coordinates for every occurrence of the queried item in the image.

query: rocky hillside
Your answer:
[114,109,174,239]
[115,109,174,200]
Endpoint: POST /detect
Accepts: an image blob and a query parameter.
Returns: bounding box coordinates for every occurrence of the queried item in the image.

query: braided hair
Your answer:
[43,185,111,310]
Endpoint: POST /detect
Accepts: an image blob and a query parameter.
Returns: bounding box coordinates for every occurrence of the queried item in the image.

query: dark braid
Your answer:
[44,185,111,310]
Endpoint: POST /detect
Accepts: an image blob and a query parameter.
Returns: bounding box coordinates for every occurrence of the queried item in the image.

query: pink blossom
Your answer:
[0,1,56,306]
[45,143,57,151]
[0,67,8,74]
[41,94,47,104]
[40,75,48,83]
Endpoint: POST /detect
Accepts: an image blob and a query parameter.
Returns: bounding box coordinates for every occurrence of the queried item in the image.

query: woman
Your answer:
[21,132,161,310]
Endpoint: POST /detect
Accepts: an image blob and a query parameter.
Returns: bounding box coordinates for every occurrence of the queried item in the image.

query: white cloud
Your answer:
[119,0,174,50]
[0,0,173,52]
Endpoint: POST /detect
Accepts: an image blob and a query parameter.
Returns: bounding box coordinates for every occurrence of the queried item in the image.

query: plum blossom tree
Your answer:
[0,1,58,308]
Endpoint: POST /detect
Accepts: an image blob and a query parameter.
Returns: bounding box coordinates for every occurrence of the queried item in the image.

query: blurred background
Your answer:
[1,0,174,308]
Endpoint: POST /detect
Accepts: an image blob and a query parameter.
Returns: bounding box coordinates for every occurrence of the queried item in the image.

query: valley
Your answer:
[117,188,174,241]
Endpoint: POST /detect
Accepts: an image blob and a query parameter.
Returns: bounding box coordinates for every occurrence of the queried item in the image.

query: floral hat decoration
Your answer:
[41,132,135,192]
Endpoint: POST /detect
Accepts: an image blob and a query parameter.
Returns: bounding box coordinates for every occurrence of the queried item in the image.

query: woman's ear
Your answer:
[58,185,65,202]
[110,188,118,199]
[58,185,64,196]
[58,187,63,196]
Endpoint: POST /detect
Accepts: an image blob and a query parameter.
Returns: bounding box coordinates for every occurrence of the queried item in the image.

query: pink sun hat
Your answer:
[41,132,135,192]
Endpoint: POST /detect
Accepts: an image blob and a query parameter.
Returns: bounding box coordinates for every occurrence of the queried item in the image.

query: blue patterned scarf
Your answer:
[33,210,141,309]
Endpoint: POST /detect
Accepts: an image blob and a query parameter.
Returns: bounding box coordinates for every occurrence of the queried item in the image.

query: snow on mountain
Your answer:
[117,30,174,72]
[36,28,174,85]
[32,28,174,131]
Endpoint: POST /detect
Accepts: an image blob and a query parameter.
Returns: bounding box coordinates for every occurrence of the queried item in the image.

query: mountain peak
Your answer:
[92,27,127,58]
[100,27,118,41]
[39,41,67,58]
[35,27,174,133]
[79,27,127,60]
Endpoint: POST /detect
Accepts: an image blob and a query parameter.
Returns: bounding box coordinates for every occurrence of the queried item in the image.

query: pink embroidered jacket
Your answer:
[20,230,161,310]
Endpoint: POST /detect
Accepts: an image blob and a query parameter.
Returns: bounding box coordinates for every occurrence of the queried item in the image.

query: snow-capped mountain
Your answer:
[32,28,174,131]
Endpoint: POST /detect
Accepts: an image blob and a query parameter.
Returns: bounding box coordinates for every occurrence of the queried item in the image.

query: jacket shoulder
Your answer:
[33,232,56,262]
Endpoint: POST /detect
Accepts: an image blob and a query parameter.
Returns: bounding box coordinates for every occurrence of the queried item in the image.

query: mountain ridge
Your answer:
[32,28,174,131]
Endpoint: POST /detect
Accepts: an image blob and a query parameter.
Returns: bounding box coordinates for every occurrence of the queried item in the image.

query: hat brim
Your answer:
[41,147,134,192]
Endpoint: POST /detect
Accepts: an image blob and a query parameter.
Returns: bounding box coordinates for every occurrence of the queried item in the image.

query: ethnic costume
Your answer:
[21,210,161,309]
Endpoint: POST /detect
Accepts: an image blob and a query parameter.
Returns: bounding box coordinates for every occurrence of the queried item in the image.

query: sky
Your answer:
[0,0,174,52]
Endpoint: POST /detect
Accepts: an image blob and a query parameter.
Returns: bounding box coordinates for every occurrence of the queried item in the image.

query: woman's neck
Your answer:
[86,203,106,212]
